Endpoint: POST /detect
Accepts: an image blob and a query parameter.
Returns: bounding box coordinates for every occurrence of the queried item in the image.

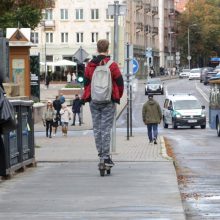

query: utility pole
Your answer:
[108,1,126,152]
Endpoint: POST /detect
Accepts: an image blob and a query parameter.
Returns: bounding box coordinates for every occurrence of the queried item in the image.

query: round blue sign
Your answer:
[133,59,139,74]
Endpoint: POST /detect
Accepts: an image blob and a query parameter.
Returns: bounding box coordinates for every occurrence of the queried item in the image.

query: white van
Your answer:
[163,94,206,129]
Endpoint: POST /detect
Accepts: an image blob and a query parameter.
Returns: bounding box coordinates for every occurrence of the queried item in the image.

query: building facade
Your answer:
[30,0,176,78]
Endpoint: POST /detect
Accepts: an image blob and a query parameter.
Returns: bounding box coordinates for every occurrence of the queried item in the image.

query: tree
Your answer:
[0,0,55,31]
[176,0,220,67]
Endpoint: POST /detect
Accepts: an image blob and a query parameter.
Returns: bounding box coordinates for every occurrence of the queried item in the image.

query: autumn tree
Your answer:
[176,0,220,67]
[0,0,55,31]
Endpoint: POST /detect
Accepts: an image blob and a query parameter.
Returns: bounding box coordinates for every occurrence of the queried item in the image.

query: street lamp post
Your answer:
[187,24,197,69]
[168,32,175,72]
[44,30,47,83]
[187,27,191,69]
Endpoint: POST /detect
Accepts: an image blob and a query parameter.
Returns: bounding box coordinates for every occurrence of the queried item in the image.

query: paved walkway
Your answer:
[0,76,186,220]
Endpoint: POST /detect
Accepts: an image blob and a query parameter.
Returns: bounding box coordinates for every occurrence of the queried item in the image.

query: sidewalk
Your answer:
[0,77,186,219]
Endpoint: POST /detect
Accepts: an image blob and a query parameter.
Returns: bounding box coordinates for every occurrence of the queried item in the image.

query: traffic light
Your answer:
[77,63,85,83]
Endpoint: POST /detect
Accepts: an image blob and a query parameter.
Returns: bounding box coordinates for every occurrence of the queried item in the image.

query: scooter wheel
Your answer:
[100,169,105,176]
[106,169,111,175]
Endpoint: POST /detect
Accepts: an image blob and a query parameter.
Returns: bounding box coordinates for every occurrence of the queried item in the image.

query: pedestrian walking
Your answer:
[67,72,71,83]
[0,73,4,90]
[0,77,6,175]
[71,94,82,126]
[45,74,50,89]
[142,94,162,144]
[72,72,77,83]
[59,93,65,105]
[81,39,124,167]
[53,95,62,127]
[42,100,56,138]
[60,103,72,136]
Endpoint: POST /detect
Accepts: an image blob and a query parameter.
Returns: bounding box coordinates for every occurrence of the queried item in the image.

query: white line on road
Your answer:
[195,82,209,102]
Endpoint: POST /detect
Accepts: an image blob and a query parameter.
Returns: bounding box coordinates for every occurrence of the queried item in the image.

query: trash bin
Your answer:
[0,100,35,177]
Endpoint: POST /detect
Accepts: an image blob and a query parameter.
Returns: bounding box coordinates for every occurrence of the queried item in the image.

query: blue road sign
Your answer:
[133,59,139,74]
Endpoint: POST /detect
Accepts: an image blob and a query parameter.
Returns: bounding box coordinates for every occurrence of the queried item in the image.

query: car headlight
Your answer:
[201,110,206,117]
[173,111,181,118]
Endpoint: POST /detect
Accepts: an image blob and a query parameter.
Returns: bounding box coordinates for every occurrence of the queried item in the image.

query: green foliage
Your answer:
[0,0,55,31]
[176,0,220,67]
[65,83,82,89]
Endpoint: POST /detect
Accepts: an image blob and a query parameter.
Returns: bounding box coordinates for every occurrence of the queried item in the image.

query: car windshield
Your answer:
[182,69,190,72]
[147,79,161,84]
[190,69,200,73]
[174,100,201,110]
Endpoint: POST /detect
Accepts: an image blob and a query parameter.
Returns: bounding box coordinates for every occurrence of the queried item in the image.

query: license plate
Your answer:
[188,119,197,123]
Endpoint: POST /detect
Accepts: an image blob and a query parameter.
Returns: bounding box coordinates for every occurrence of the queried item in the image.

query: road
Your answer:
[117,78,220,219]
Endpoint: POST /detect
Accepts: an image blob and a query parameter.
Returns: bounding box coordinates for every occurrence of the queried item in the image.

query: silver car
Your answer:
[145,78,164,95]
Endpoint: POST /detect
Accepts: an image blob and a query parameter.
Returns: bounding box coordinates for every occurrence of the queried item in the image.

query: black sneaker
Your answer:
[104,157,114,167]
[154,138,157,144]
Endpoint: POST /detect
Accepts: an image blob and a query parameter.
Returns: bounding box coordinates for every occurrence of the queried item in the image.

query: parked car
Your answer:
[203,71,217,85]
[189,68,202,80]
[145,78,164,95]
[163,94,206,129]
[179,69,190,78]
[214,65,220,73]
[200,67,214,83]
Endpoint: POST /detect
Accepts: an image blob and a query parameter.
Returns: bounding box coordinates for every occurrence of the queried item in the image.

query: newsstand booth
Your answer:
[6,28,34,97]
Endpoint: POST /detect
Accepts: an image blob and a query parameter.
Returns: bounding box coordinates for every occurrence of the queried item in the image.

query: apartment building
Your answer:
[30,0,121,73]
[30,0,176,78]
[124,0,175,77]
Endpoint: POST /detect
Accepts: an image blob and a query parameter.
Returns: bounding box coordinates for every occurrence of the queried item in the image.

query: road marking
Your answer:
[195,82,209,102]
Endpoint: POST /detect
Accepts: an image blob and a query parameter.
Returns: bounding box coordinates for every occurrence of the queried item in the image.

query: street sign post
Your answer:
[132,58,139,74]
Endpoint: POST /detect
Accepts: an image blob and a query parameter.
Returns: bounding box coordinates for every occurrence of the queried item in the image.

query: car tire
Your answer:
[217,118,220,137]
[172,119,177,129]
[163,118,168,128]
[201,124,206,129]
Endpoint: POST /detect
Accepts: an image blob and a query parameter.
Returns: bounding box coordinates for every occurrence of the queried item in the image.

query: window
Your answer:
[46,32,53,43]
[61,9,68,20]
[45,9,53,20]
[91,9,99,20]
[76,32,83,43]
[106,9,113,19]
[31,32,39,44]
[61,32,68,43]
[106,32,110,41]
[75,9,83,20]
[91,32,98,43]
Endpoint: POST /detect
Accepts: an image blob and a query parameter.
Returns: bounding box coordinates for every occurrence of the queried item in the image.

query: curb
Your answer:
[160,136,173,161]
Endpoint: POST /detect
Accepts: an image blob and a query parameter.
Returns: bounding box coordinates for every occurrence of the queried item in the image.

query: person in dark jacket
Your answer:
[71,94,82,126]
[81,39,124,167]
[52,96,62,135]
[45,74,50,89]
[0,80,6,176]
[0,74,5,91]
[142,94,162,144]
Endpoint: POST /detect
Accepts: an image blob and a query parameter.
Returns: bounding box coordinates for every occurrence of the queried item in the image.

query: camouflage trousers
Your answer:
[89,101,116,159]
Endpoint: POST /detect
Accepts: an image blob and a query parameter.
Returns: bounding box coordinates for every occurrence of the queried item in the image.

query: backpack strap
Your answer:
[105,60,114,68]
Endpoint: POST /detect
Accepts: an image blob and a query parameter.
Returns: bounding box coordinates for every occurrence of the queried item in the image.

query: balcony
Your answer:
[151,6,158,15]
[144,3,151,13]
[152,27,158,35]
[43,20,55,30]
[136,22,143,33]
[144,25,151,34]
[136,0,143,11]
[169,8,175,16]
